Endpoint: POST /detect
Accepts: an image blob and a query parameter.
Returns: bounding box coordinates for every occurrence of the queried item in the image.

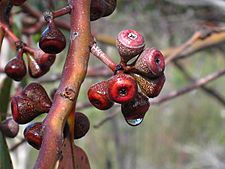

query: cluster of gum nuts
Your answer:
[4,12,67,81]
[0,82,90,150]
[1,0,117,147]
[1,1,165,149]
[88,29,165,126]
[1,6,88,149]
[1,0,118,150]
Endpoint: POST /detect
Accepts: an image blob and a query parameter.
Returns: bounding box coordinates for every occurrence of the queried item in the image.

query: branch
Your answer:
[90,42,117,71]
[174,61,225,106]
[0,0,13,51]
[152,67,225,105]
[33,0,91,168]
[163,27,225,63]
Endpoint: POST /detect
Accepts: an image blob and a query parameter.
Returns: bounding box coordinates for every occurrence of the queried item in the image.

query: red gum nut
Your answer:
[90,0,105,21]
[74,112,90,139]
[22,83,52,112]
[28,50,56,78]
[102,0,117,17]
[108,74,138,103]
[39,22,66,54]
[121,92,150,120]
[11,83,51,124]
[88,81,114,110]
[0,118,19,138]
[90,0,117,21]
[116,29,145,62]
[24,122,43,150]
[135,48,165,78]
[11,96,41,124]
[132,73,165,98]
[34,50,56,70]
[4,57,27,81]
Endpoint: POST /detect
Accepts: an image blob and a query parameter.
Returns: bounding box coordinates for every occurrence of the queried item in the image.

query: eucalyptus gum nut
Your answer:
[102,0,117,17]
[0,118,19,138]
[27,55,43,78]
[135,48,165,78]
[74,112,90,139]
[121,92,150,120]
[4,57,27,81]
[12,0,26,6]
[132,73,165,98]
[24,122,43,150]
[33,50,56,70]
[116,29,145,62]
[39,21,66,54]
[11,83,52,124]
[27,50,56,78]
[90,0,117,21]
[88,81,114,110]
[22,83,52,112]
[90,0,105,21]
[11,95,41,124]
[108,73,138,103]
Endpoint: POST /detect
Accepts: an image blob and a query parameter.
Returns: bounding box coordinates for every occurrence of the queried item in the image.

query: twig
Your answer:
[163,27,225,63]
[165,31,201,64]
[174,61,225,106]
[152,67,225,105]
[90,42,117,71]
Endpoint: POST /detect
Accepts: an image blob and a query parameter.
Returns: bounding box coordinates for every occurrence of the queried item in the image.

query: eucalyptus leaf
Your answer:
[0,132,13,169]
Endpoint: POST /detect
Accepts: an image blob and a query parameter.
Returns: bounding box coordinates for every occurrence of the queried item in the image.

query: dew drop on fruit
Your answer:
[126,118,143,126]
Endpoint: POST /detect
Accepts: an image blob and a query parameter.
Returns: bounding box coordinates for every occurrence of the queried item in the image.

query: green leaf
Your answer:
[0,77,12,121]
[0,77,13,169]
[0,132,13,169]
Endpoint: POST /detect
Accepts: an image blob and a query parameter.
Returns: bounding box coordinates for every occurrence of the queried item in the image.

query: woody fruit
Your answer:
[88,81,114,110]
[108,73,138,103]
[116,29,145,63]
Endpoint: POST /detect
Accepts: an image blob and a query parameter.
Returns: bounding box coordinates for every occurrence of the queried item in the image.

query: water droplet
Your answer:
[126,118,143,126]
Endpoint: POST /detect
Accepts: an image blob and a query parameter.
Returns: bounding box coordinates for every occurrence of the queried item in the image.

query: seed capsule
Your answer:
[4,57,27,81]
[28,49,56,78]
[22,83,52,112]
[116,29,145,63]
[39,21,66,54]
[88,81,114,110]
[135,48,165,78]
[132,73,165,98]
[74,112,90,139]
[121,92,150,126]
[11,83,52,124]
[24,122,43,150]
[108,73,138,103]
[90,0,117,21]
[0,118,19,138]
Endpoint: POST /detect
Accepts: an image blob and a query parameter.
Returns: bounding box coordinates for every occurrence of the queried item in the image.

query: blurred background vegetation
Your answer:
[1,0,225,169]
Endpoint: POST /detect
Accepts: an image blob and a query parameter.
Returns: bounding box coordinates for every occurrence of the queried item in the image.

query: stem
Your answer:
[33,0,91,168]
[165,32,201,65]
[152,67,225,105]
[174,61,225,106]
[52,5,72,18]
[90,42,117,71]
[0,22,20,42]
